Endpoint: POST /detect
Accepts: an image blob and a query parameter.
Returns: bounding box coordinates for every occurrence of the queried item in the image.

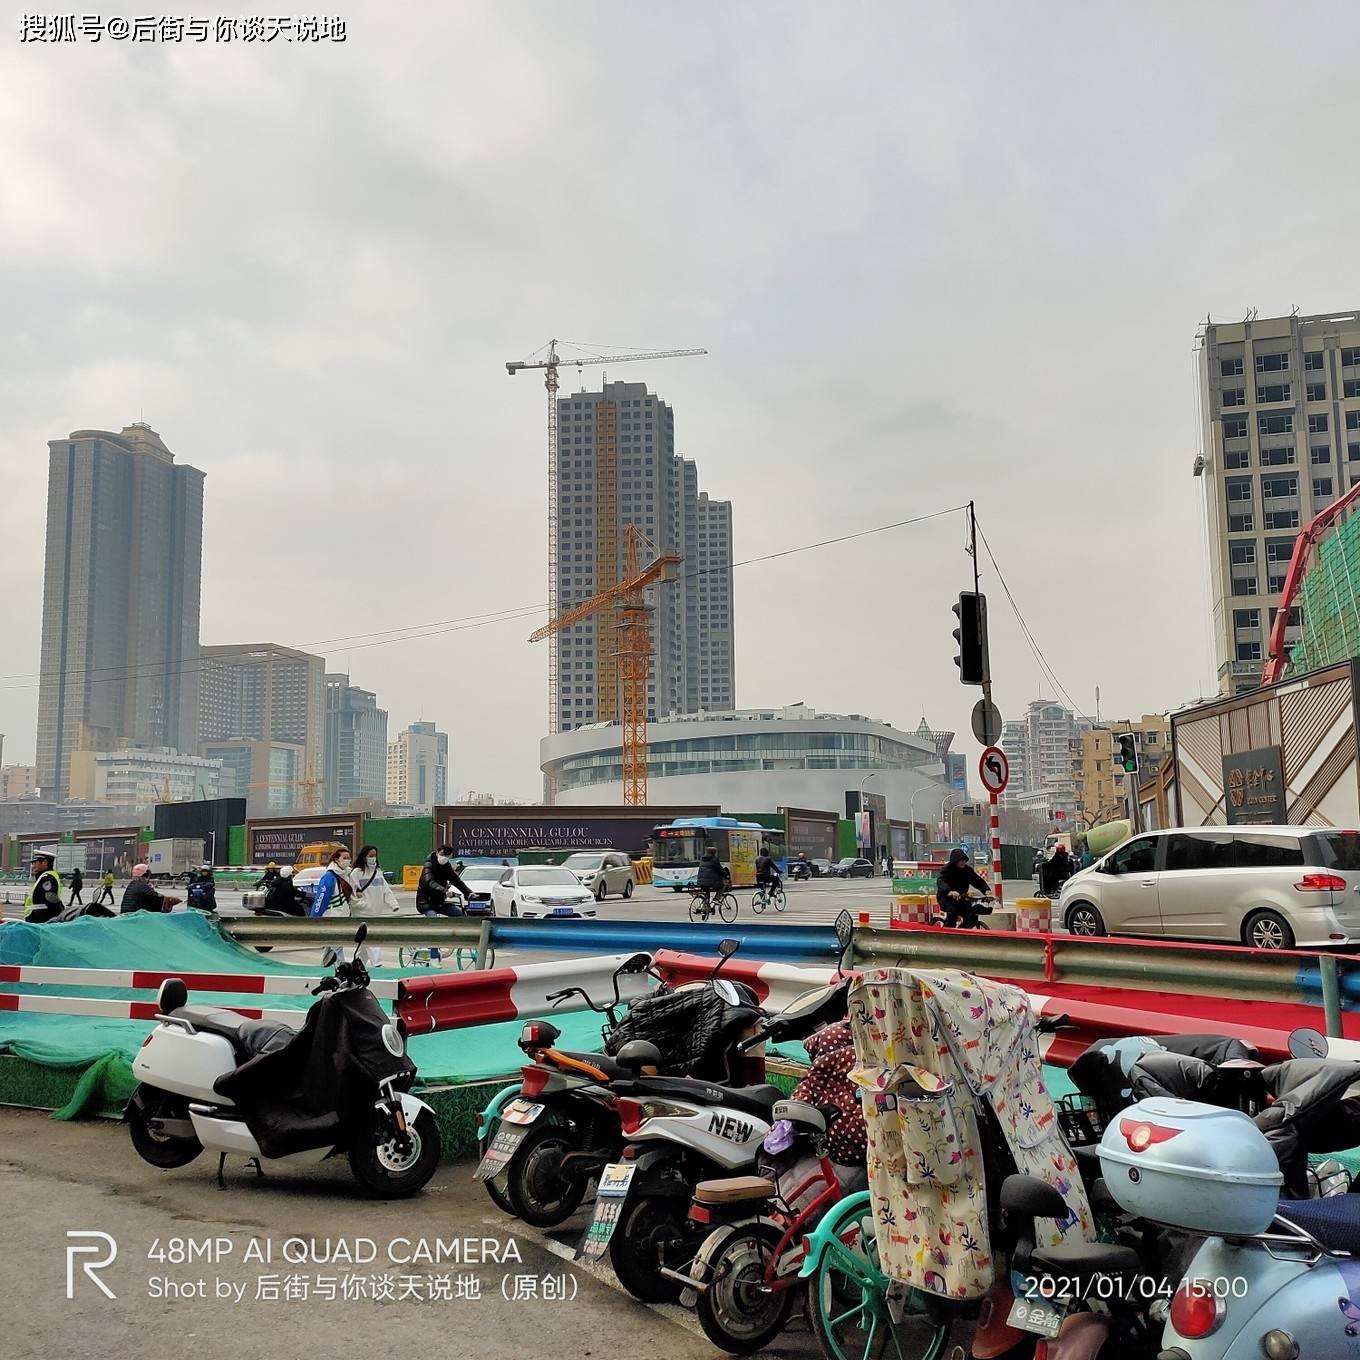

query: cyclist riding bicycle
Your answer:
[935,847,995,928]
[755,845,782,900]
[695,845,730,912]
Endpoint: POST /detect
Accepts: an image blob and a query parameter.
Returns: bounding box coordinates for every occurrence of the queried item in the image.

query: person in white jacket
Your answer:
[351,844,402,916]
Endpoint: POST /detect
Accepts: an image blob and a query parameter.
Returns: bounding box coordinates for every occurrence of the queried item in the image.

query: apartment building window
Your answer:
[1233,577,1259,596]
[1305,351,1325,371]
[1223,417,1248,439]
[1314,477,1334,498]
[1309,413,1329,434]
[1261,447,1295,466]
[1270,606,1303,629]
[1350,444,1360,462]
[1261,414,1293,436]
[1265,510,1300,529]
[1269,572,1287,592]
[1228,513,1254,532]
[1220,357,1244,377]
[1257,384,1291,403]
[1256,352,1290,372]
[1230,541,1256,565]
[1346,380,1360,399]
[1226,477,1253,502]
[1236,641,1263,661]
[1307,382,1327,401]
[1223,449,1249,469]
[1261,475,1297,499]
[1266,538,1295,563]
[1233,608,1261,630]
[1222,388,1246,407]
[1350,412,1360,431]
[1311,445,1332,464]
[1343,348,1360,368]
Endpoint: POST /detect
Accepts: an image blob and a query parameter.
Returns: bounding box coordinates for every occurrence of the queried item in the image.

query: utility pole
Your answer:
[965,502,1004,901]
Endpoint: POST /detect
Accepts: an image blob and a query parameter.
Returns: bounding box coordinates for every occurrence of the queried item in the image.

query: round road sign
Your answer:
[979,746,1009,796]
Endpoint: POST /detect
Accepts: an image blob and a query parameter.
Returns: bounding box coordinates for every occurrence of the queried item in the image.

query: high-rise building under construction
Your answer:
[553,380,734,732]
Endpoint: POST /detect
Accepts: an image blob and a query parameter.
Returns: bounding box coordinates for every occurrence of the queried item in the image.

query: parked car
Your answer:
[456,862,504,915]
[490,866,599,920]
[1058,824,1360,950]
[827,857,875,879]
[562,850,636,901]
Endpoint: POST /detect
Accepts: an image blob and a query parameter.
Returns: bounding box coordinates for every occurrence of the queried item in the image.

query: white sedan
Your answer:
[491,866,599,920]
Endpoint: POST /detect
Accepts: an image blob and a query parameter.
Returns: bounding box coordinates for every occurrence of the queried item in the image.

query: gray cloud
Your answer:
[2,3,1358,794]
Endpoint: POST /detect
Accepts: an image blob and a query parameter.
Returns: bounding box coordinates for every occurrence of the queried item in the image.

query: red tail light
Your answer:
[475,1112,484,1131]
[521,1066,549,1099]
[688,1203,711,1224]
[1169,1282,1225,1338]
[1296,873,1347,892]
[1119,1116,1182,1153]
[617,1098,644,1135]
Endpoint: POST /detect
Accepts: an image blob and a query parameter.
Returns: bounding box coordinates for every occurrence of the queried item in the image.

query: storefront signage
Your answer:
[1222,746,1286,825]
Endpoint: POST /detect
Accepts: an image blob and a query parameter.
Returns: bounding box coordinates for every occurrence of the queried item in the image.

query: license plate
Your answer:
[576,1162,637,1262]
[1006,1293,1065,1339]
[472,1101,544,1181]
[552,907,574,917]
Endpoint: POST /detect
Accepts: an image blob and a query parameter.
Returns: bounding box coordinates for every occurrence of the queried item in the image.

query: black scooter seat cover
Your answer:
[213,988,414,1159]
[627,1075,784,1121]
[1274,1193,1360,1253]
[606,985,757,1081]
[172,1005,294,1059]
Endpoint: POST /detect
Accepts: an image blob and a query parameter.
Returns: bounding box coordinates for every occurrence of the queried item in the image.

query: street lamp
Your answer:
[909,785,961,859]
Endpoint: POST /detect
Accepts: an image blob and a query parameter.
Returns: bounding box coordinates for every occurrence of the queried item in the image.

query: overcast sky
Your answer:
[3,4,1359,800]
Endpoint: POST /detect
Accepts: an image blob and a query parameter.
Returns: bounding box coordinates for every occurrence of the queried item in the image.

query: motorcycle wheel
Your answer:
[476,1115,516,1216]
[609,1194,687,1303]
[806,1196,952,1360]
[696,1223,795,1355]
[506,1123,587,1227]
[127,1086,204,1168]
[348,1108,441,1198]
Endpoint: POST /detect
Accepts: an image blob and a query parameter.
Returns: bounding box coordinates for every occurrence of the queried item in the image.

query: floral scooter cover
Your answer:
[848,967,1094,1300]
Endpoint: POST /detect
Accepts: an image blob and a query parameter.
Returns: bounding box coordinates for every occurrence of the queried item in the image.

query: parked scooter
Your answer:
[127,923,442,1197]
[475,941,762,1224]
[588,916,861,1304]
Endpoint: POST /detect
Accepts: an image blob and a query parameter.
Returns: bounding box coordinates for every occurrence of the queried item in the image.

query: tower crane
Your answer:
[528,524,681,806]
[506,339,706,737]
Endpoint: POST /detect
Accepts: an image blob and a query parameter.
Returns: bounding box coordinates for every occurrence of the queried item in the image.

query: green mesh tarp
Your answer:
[1290,505,1360,675]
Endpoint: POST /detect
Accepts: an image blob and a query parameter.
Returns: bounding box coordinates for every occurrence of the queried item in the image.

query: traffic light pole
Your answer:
[969,502,1003,905]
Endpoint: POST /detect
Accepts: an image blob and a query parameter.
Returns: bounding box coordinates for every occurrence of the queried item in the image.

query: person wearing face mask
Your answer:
[417,845,474,916]
[351,844,401,917]
[309,846,356,918]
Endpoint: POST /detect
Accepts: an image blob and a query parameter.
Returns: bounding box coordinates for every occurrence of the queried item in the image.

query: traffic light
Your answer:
[952,591,990,685]
[1116,732,1139,775]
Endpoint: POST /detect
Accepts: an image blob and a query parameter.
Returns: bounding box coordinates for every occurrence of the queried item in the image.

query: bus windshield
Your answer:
[653,832,700,865]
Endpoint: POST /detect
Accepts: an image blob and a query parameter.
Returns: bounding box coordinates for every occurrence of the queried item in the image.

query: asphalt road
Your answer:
[2,1108,824,1360]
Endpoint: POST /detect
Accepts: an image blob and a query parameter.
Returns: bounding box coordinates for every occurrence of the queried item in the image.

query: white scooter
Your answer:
[127,923,441,1197]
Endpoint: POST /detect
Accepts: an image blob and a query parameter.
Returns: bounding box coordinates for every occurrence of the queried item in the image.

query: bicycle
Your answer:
[751,881,787,914]
[689,888,739,923]
[397,943,494,970]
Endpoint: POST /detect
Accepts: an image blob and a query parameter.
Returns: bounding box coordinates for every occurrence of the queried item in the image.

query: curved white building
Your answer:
[541,705,954,819]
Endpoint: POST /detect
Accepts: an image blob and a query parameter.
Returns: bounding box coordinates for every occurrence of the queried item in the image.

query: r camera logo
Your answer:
[66,1231,118,1299]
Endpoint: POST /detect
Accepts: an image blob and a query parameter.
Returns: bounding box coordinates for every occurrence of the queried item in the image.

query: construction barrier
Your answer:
[0,993,312,1028]
[633,856,653,886]
[891,893,934,927]
[1013,897,1052,933]
[0,962,400,1000]
[402,865,422,890]
[397,952,656,1036]
[223,915,485,948]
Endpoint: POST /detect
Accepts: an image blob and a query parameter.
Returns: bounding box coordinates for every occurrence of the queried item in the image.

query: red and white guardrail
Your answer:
[395,952,657,1036]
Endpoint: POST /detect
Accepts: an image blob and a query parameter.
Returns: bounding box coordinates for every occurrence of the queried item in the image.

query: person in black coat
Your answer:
[935,848,994,928]
[416,846,474,916]
[121,865,174,914]
[262,865,309,916]
[68,866,84,905]
[695,845,731,910]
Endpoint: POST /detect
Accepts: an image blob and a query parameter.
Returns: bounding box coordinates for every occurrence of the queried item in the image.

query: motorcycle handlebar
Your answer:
[1035,1012,1072,1034]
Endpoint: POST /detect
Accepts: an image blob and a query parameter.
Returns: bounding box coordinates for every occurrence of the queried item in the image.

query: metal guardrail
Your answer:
[222,916,486,947]
[853,925,1352,1035]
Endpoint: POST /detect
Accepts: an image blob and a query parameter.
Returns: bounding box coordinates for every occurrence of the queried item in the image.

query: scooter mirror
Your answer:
[621,952,652,972]
[834,909,855,952]
[718,937,740,959]
[354,922,369,947]
[320,947,339,969]
[1288,1026,1329,1059]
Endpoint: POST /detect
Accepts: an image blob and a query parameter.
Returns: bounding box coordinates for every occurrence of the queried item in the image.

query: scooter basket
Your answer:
[1056,1093,1106,1147]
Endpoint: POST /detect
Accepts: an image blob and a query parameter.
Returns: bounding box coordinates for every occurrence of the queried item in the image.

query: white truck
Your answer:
[145,837,205,881]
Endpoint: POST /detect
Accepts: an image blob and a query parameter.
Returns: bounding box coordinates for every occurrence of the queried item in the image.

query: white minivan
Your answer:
[1058,825,1360,950]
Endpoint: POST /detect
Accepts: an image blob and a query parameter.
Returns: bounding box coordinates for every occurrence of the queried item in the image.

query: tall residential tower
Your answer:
[36,424,205,798]
[552,381,734,733]
[324,673,389,809]
[1197,310,1360,694]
